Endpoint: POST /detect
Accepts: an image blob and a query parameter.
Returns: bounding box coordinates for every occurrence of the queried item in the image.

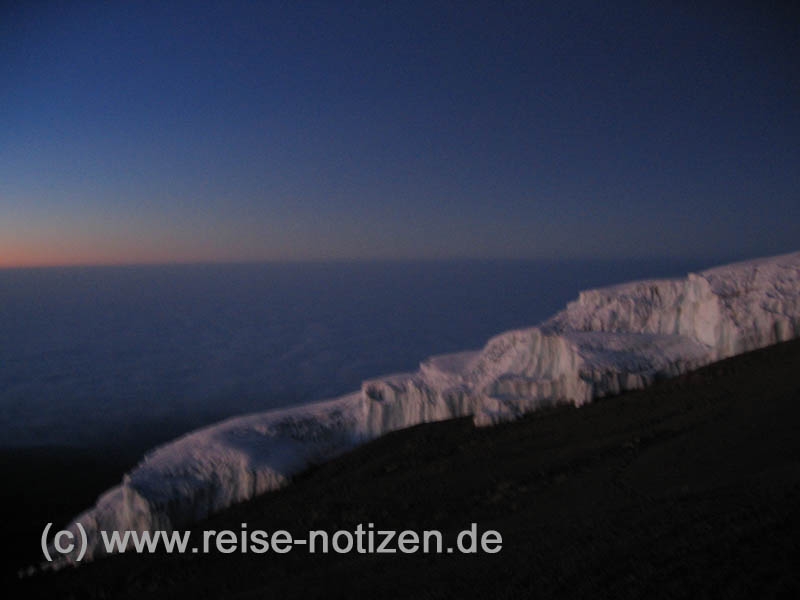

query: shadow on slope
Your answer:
[12,339,800,599]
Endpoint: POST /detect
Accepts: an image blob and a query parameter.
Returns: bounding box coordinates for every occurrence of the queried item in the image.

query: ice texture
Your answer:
[52,251,800,565]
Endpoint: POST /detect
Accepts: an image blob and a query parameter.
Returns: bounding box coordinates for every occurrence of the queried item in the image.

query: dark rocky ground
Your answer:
[5,338,800,599]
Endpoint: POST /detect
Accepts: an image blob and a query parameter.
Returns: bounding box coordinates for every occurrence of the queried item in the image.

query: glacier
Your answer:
[49,251,800,566]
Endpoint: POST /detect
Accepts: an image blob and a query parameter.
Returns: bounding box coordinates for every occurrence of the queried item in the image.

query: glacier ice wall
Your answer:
[51,251,800,565]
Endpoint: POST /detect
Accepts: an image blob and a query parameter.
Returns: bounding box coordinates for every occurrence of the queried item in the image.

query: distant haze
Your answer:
[0,258,712,450]
[1,2,798,267]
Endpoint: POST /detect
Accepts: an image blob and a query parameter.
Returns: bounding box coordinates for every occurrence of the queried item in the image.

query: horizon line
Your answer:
[0,253,757,272]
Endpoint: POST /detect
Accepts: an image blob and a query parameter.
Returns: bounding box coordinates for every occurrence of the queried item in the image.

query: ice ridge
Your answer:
[49,251,800,566]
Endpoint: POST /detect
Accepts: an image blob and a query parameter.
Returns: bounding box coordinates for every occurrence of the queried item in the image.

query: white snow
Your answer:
[50,251,800,566]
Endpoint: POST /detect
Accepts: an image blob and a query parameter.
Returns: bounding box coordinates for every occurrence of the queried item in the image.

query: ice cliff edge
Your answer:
[50,251,800,566]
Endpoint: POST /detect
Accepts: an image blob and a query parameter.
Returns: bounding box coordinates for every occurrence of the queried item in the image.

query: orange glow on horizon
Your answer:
[0,252,181,269]
[0,238,323,269]
[0,241,226,269]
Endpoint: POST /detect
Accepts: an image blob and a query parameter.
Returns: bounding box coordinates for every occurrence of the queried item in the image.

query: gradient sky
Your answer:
[2,1,798,266]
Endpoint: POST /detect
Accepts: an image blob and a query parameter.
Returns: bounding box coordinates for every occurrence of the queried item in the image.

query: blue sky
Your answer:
[1,1,798,266]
